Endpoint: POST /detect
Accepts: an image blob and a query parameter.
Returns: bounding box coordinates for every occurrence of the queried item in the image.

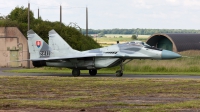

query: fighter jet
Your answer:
[27,29,181,77]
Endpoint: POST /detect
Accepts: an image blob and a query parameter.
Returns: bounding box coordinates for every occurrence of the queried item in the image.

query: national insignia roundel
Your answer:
[36,41,41,48]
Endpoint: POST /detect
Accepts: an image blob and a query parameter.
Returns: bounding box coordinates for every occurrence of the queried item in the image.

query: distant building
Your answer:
[0,27,29,67]
[146,33,200,52]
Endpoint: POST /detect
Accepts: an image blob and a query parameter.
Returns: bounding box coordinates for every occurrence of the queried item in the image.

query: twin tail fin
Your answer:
[27,30,51,60]
[48,29,80,55]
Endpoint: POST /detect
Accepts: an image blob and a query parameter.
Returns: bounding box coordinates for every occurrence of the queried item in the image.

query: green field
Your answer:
[94,34,150,46]
[1,77,200,111]
[104,34,150,39]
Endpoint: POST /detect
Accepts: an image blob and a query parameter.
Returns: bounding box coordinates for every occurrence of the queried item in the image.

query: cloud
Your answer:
[183,0,200,8]
[166,0,200,8]
[130,0,153,9]
[1,0,200,29]
[32,0,60,7]
[166,0,180,5]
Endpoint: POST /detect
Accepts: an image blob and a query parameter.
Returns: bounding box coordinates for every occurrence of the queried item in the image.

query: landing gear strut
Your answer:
[116,59,133,77]
[72,69,80,77]
[89,69,97,76]
[116,61,123,77]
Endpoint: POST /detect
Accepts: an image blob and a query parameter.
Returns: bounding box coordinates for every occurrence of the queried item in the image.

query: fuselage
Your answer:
[28,29,181,77]
[45,41,180,70]
[84,41,163,59]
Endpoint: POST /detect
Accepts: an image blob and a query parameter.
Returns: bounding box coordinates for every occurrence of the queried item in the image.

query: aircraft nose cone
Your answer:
[161,50,181,59]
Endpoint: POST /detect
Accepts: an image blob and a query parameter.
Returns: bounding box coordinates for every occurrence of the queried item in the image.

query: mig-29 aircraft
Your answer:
[28,29,181,77]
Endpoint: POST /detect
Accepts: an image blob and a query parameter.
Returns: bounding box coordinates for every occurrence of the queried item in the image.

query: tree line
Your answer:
[82,29,200,35]
[0,6,100,51]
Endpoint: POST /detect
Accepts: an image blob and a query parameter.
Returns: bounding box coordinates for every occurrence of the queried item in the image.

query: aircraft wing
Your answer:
[30,52,151,61]
[30,53,97,61]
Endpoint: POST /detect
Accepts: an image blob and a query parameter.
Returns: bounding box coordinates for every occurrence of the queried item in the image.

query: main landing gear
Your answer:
[72,69,97,77]
[115,59,133,77]
[89,69,97,76]
[72,69,80,77]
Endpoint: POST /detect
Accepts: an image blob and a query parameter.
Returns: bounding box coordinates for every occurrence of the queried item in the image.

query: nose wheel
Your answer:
[116,70,123,77]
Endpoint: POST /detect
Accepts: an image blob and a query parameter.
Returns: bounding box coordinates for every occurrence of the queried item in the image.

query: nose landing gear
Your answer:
[115,59,133,77]
[116,70,123,77]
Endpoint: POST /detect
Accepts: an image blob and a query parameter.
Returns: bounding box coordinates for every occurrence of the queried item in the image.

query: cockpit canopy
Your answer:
[126,41,162,51]
[126,41,150,47]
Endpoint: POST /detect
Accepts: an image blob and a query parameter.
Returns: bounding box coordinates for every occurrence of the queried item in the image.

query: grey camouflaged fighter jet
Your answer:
[28,29,181,77]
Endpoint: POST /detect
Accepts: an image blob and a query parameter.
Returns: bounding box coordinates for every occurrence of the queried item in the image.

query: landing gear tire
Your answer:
[116,70,123,77]
[72,69,80,77]
[89,69,97,76]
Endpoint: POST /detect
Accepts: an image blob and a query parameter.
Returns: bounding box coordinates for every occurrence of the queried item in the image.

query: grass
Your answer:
[124,50,200,73]
[5,68,200,75]
[94,35,150,46]
[1,77,200,111]
[104,34,150,39]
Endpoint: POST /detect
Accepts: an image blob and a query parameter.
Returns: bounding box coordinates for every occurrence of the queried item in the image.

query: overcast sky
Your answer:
[0,0,200,29]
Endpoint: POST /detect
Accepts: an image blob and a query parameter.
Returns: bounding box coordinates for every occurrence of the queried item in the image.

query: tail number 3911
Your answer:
[40,51,50,56]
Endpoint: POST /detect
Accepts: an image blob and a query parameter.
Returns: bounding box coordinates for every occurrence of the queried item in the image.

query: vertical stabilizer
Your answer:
[27,30,51,59]
[48,29,80,55]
